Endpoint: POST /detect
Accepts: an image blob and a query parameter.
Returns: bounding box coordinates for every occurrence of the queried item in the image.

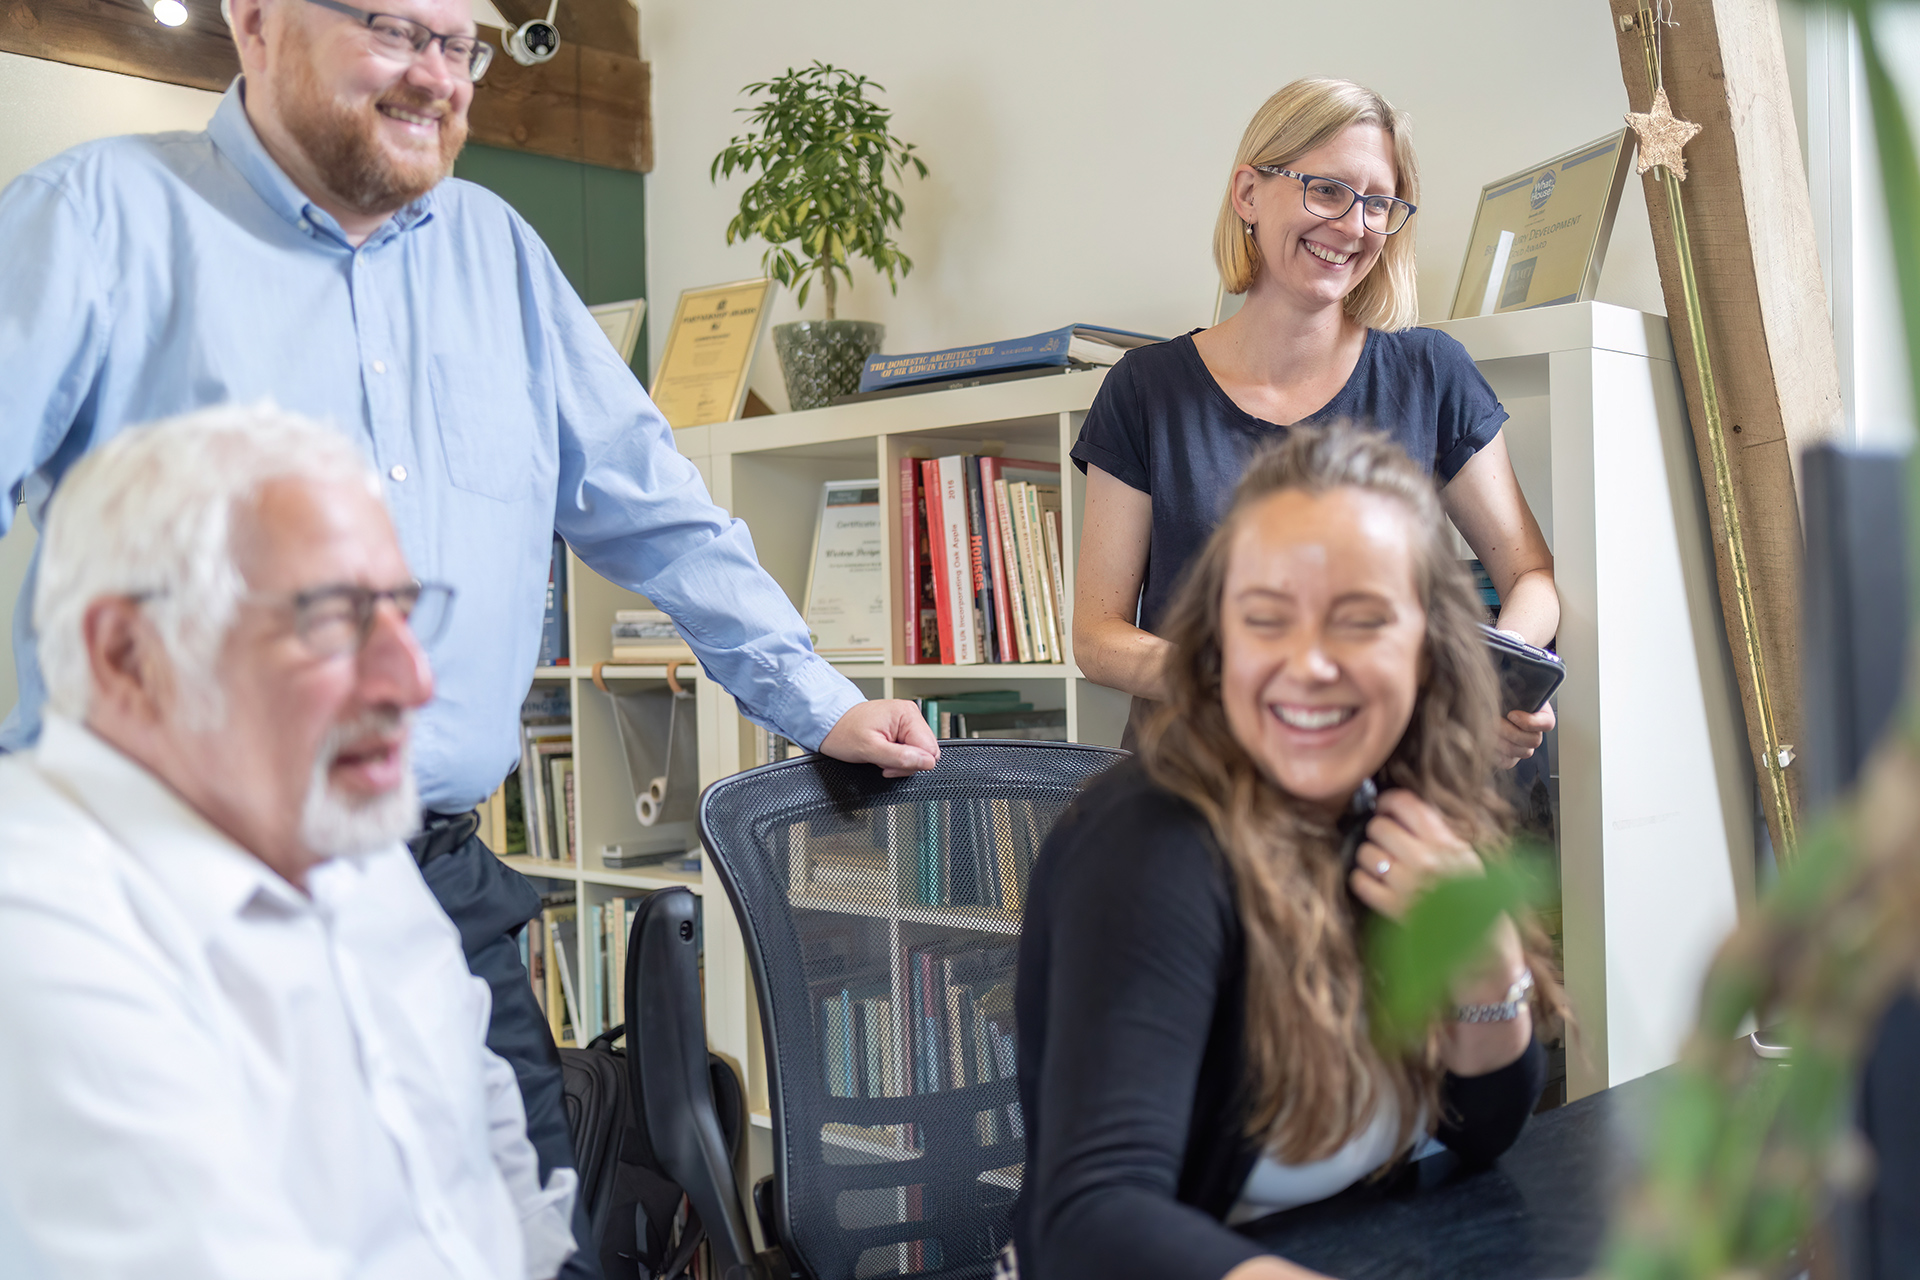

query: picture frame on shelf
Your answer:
[1448,130,1632,319]
[649,277,776,429]
[587,296,648,364]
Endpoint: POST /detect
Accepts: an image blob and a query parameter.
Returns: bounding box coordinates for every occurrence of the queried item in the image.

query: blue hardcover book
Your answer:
[539,536,569,666]
[858,324,1162,394]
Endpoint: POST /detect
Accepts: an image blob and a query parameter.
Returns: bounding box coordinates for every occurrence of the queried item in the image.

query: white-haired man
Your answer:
[0,406,577,1280]
[0,1,938,1269]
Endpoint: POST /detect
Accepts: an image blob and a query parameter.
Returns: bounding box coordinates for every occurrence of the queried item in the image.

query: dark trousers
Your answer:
[417,824,604,1280]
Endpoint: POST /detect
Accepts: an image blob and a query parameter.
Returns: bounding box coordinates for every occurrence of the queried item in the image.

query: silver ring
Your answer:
[1374,858,1391,877]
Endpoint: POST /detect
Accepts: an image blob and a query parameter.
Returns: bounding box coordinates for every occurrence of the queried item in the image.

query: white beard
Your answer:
[299,711,421,860]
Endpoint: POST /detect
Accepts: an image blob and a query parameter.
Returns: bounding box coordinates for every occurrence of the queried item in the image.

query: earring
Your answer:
[1244,221,1255,235]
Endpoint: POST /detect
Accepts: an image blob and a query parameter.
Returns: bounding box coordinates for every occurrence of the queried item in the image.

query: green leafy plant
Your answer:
[1371,8,1920,1271]
[710,62,928,321]
[1593,2,1920,1274]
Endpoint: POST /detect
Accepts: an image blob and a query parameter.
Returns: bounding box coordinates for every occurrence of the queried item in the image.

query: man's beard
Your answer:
[280,50,467,215]
[300,709,421,859]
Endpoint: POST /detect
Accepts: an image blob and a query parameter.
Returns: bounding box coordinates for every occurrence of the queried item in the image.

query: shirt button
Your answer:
[298,218,310,231]
[389,465,408,482]
[371,360,387,374]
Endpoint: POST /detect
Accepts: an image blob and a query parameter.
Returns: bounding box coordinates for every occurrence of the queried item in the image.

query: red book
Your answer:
[977,458,1018,664]
[898,457,921,664]
[920,459,957,664]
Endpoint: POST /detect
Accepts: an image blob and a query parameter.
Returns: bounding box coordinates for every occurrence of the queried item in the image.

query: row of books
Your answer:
[524,892,582,1048]
[916,689,1067,742]
[902,455,1068,665]
[520,685,576,863]
[520,889,703,1049]
[785,794,1045,914]
[813,939,1024,1147]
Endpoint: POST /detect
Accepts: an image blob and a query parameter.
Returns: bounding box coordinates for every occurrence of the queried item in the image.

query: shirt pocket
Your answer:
[429,354,535,503]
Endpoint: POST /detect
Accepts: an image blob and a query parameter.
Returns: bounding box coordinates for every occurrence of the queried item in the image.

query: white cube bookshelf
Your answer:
[597,302,1750,1112]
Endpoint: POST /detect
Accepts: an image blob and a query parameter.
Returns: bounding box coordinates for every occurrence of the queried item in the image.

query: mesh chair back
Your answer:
[699,740,1124,1280]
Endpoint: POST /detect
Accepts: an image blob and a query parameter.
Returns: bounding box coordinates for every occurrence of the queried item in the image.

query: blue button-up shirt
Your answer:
[0,83,863,812]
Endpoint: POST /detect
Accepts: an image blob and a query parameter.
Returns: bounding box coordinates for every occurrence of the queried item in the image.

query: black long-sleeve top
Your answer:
[1010,758,1545,1280]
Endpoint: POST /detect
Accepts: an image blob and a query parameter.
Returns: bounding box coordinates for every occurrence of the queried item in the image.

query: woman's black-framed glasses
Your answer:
[302,0,494,82]
[1253,166,1417,236]
[282,581,456,657]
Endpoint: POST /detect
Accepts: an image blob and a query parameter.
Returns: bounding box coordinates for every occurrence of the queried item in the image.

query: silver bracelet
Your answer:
[1451,968,1534,1023]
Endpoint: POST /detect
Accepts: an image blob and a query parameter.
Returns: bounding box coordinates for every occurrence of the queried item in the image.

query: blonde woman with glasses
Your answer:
[1072,78,1558,768]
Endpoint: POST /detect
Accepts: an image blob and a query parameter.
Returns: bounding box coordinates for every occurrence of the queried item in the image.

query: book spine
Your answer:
[898,457,921,664]
[993,478,1033,662]
[859,325,1073,393]
[920,460,956,664]
[1026,485,1061,659]
[1044,509,1069,664]
[539,536,568,666]
[935,456,978,664]
[1010,483,1048,662]
[978,459,1017,664]
[963,457,997,662]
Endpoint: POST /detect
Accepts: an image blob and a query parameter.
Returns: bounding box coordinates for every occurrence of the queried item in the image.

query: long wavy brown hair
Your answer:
[1138,423,1565,1165]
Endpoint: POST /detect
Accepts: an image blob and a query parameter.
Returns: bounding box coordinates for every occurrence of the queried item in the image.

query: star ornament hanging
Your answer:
[1626,88,1704,180]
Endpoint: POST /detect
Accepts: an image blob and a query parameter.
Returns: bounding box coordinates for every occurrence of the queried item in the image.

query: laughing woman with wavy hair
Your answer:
[1007,425,1564,1280]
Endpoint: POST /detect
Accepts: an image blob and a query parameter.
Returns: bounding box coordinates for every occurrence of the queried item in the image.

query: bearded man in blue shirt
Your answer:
[0,0,939,1273]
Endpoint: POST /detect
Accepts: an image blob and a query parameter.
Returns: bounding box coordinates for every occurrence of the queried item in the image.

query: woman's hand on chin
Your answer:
[1346,788,1481,920]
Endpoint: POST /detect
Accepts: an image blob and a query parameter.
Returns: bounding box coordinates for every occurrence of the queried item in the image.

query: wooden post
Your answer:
[1608,0,1845,862]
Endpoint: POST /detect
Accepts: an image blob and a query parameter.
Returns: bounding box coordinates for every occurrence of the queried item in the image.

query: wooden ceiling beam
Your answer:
[0,0,651,173]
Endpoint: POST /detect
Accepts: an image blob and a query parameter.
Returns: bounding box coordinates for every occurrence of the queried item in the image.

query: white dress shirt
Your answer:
[0,716,577,1280]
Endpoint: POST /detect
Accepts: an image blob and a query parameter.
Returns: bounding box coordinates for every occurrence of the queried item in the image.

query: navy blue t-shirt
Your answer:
[1070,326,1507,635]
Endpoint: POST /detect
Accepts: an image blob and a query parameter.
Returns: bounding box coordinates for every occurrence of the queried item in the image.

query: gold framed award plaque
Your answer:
[1449,131,1633,319]
[649,278,775,428]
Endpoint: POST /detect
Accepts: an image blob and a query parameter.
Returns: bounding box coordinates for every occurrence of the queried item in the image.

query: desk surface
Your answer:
[1242,1072,1663,1279]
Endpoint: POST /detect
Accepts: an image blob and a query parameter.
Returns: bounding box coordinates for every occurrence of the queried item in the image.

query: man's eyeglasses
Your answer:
[1253,166,1417,236]
[275,582,456,657]
[302,0,494,82]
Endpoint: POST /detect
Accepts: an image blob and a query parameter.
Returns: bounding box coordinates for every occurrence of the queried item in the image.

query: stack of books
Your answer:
[902,455,1068,665]
[610,609,695,664]
[857,323,1161,398]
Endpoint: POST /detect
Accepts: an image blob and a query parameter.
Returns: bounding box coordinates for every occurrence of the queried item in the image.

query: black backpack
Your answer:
[561,1027,746,1280]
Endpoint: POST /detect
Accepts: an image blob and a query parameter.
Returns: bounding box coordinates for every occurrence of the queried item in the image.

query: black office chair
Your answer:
[630,740,1124,1280]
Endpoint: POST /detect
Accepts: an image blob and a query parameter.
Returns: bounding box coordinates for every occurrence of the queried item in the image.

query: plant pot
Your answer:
[772,320,885,411]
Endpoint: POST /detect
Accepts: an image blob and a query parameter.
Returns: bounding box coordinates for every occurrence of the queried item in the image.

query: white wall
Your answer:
[640,0,1666,412]
[0,52,221,716]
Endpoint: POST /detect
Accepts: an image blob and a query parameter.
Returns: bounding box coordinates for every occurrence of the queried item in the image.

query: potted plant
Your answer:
[711,62,929,410]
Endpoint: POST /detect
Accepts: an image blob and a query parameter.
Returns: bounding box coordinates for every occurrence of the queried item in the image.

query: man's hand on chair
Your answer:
[819,700,941,778]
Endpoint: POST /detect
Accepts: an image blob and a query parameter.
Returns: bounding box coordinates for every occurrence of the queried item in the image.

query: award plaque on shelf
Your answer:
[649,278,774,428]
[1449,131,1633,319]
[803,478,886,662]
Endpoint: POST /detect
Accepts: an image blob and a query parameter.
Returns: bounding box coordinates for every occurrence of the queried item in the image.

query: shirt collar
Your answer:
[34,715,311,942]
[205,77,437,248]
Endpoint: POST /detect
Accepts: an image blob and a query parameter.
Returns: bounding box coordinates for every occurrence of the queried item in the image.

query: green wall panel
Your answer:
[453,142,650,382]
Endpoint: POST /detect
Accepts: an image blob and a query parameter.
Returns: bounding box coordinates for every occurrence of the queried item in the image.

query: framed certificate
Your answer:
[1449,131,1633,319]
[588,297,647,364]
[803,479,886,663]
[649,278,775,429]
